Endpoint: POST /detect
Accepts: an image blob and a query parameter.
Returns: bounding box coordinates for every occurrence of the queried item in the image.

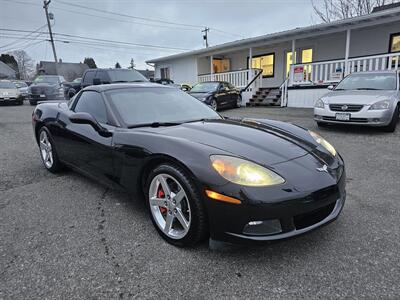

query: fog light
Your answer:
[314,115,322,120]
[243,219,282,236]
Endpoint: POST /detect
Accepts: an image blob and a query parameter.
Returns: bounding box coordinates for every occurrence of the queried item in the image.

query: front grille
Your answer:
[329,104,363,112]
[293,202,336,230]
[30,86,54,95]
[322,116,368,123]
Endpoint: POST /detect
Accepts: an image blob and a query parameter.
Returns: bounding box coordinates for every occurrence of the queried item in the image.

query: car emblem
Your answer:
[341,105,348,111]
[316,165,329,173]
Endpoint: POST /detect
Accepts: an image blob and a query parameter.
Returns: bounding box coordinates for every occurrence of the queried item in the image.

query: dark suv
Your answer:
[81,68,148,88]
[28,75,66,105]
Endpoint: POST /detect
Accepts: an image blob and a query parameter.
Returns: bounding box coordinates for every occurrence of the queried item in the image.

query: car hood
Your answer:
[0,88,18,97]
[188,92,212,99]
[145,119,314,166]
[322,90,397,105]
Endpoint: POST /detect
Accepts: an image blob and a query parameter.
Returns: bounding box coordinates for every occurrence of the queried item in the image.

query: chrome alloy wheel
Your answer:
[149,174,191,239]
[39,130,53,169]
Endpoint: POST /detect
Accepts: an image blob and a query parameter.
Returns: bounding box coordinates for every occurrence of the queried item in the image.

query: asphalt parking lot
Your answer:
[1,102,399,299]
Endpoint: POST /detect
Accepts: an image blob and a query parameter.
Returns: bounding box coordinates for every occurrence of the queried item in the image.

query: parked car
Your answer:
[13,80,29,99]
[0,80,23,105]
[81,68,148,88]
[189,81,241,111]
[28,75,66,105]
[32,83,345,247]
[314,71,399,132]
[63,77,82,99]
[154,78,191,92]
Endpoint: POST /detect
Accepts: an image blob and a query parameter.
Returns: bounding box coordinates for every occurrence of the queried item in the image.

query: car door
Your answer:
[57,90,116,186]
[216,82,230,107]
[227,83,239,105]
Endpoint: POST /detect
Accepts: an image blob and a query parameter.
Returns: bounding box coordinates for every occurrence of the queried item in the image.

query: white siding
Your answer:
[287,88,330,108]
[154,56,198,85]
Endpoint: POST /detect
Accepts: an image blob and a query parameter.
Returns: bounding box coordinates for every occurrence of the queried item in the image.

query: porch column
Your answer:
[289,39,296,84]
[210,55,214,80]
[249,47,253,88]
[345,29,351,75]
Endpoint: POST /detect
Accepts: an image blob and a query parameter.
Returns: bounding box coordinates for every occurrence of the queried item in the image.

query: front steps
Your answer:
[246,87,281,106]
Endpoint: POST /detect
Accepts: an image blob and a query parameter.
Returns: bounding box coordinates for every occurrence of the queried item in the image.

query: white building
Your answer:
[147,5,400,108]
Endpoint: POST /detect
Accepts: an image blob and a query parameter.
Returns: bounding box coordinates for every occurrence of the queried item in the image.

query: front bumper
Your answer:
[0,96,23,103]
[314,105,393,126]
[205,168,346,244]
[28,94,65,103]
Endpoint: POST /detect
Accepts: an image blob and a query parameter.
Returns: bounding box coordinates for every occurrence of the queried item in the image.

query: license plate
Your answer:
[40,94,46,98]
[335,113,350,121]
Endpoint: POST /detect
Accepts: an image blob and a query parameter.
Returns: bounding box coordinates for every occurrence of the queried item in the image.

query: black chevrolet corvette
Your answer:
[32,83,346,247]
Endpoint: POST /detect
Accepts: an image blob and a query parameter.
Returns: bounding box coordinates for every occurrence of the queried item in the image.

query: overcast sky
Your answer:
[0,0,316,69]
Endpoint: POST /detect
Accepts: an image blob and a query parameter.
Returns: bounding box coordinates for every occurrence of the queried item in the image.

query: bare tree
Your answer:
[312,0,400,22]
[9,50,34,80]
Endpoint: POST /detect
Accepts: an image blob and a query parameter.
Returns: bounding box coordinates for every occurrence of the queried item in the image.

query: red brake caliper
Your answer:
[157,185,167,214]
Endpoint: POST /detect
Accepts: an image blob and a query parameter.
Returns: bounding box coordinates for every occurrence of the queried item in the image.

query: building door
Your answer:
[389,33,400,68]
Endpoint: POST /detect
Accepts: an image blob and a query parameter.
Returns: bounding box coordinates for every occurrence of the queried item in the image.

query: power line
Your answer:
[0,28,191,51]
[0,24,46,49]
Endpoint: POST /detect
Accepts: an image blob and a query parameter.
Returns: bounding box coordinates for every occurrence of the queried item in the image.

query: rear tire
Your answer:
[29,100,37,106]
[382,105,399,133]
[38,127,62,173]
[145,163,208,247]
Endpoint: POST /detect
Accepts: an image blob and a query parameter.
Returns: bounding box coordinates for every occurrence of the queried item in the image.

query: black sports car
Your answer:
[32,83,346,247]
[189,81,241,111]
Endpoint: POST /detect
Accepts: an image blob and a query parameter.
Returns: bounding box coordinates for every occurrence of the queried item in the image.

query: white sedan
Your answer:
[314,71,399,132]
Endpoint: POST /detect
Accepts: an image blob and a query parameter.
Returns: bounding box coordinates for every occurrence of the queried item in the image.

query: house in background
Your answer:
[147,4,400,108]
[37,61,89,81]
[0,61,17,79]
[136,69,155,81]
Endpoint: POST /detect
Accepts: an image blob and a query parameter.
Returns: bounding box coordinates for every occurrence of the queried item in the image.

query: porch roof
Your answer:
[147,7,400,64]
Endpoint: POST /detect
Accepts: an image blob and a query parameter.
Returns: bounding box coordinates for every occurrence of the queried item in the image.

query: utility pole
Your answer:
[202,27,209,48]
[43,0,58,63]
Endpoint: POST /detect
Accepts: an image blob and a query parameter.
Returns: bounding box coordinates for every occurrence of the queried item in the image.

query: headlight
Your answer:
[210,155,285,187]
[369,100,391,110]
[309,130,337,157]
[314,98,325,109]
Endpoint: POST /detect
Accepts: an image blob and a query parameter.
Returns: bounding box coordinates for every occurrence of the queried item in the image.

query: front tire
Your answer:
[38,127,62,173]
[210,98,218,111]
[382,105,399,133]
[145,163,208,247]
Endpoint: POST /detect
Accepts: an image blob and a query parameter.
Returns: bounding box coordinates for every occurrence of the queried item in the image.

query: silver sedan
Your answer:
[314,71,399,132]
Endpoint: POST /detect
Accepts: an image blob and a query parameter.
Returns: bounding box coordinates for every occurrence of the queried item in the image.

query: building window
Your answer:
[213,58,230,73]
[251,53,274,77]
[160,67,170,79]
[285,48,313,78]
[390,33,400,52]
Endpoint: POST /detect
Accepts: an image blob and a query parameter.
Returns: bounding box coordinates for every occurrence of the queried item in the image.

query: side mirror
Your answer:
[327,85,334,90]
[69,112,112,137]
[93,78,101,85]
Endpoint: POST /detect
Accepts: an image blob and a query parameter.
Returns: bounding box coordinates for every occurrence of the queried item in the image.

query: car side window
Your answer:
[74,91,108,124]
[83,71,95,85]
[228,83,235,90]
[221,82,229,90]
[96,71,109,83]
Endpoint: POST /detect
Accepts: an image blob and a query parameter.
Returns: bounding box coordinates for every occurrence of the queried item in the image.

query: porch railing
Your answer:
[289,51,400,86]
[197,68,263,91]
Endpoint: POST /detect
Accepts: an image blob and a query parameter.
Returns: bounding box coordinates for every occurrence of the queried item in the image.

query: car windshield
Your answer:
[190,82,219,93]
[0,81,16,89]
[105,87,221,126]
[33,76,60,84]
[335,73,397,90]
[107,70,148,82]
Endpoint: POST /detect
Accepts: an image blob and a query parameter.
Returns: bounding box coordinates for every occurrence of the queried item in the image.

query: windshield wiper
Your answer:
[356,88,381,90]
[127,122,181,129]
